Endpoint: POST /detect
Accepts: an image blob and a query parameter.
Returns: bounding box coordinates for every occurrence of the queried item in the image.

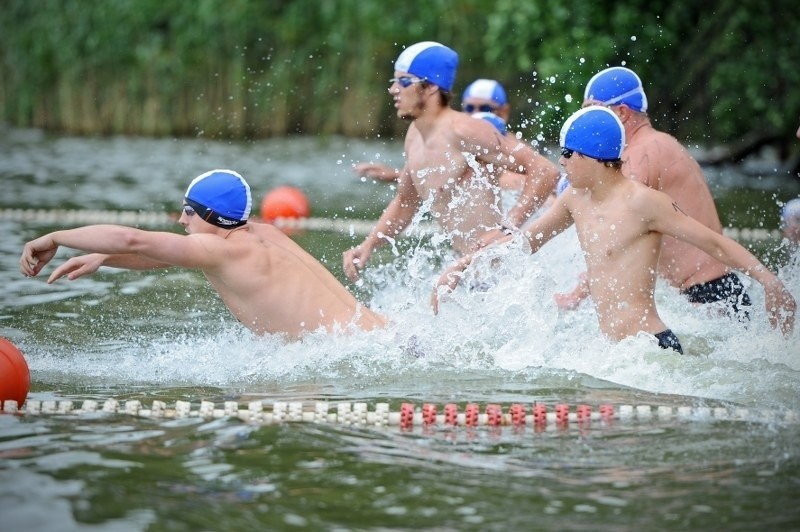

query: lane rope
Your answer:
[0,208,379,235]
[1,208,783,240]
[4,399,797,428]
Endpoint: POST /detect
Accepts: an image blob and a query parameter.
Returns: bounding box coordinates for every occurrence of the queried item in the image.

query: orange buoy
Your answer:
[0,337,31,409]
[260,186,310,222]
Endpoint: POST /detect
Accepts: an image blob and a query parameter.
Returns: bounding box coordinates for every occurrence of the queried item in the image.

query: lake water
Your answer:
[1,125,800,530]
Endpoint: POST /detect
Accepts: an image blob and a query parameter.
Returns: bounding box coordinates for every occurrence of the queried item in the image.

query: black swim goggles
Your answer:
[183,197,246,228]
[463,103,499,114]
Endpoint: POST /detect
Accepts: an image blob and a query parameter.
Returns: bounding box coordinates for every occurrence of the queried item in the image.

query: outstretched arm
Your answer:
[646,190,796,334]
[504,147,560,228]
[21,224,215,279]
[553,271,590,310]
[47,253,171,283]
[353,162,400,182]
[433,196,573,313]
[343,167,420,281]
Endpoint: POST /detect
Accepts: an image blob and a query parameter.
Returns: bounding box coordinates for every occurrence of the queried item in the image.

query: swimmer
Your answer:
[353,77,557,199]
[435,107,796,352]
[355,78,511,182]
[555,67,752,319]
[460,78,511,123]
[471,111,508,135]
[344,42,558,281]
[20,170,386,340]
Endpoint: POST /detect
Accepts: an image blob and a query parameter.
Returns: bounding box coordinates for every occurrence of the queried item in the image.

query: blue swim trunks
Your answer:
[682,272,751,320]
[654,329,684,354]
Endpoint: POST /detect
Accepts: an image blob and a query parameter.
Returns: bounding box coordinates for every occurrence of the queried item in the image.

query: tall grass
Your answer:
[0,0,797,146]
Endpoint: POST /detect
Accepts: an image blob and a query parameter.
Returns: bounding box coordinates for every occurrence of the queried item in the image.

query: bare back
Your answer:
[203,223,386,338]
[623,125,730,289]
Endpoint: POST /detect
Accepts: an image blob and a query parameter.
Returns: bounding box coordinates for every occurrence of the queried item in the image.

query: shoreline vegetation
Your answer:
[1,0,798,172]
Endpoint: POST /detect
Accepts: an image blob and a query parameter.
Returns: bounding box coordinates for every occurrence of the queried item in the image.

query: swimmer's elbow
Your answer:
[120,229,151,253]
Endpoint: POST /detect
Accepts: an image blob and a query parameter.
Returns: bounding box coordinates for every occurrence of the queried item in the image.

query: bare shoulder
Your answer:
[625,178,681,218]
[451,110,501,145]
[625,129,687,184]
[634,128,688,157]
[248,222,317,255]
[505,135,535,155]
[247,221,291,244]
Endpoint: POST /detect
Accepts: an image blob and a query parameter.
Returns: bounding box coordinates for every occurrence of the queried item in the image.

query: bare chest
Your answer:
[573,205,645,260]
[406,140,471,192]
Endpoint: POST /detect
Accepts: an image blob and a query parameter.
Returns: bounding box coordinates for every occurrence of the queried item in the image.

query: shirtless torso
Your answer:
[343,70,557,281]
[22,221,386,340]
[555,166,794,340]
[434,134,795,341]
[401,113,507,253]
[566,180,669,339]
[554,112,739,310]
[198,223,386,337]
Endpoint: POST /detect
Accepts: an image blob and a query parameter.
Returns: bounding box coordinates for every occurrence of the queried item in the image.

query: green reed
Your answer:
[0,0,797,148]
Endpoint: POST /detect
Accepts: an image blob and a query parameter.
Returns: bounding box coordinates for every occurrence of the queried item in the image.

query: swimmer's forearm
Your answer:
[520,227,549,253]
[45,227,175,271]
[363,224,403,251]
[366,199,416,246]
[504,180,536,228]
[742,262,784,292]
[505,204,531,229]
[710,236,778,286]
[507,167,559,226]
[49,225,143,255]
[101,254,171,270]
[706,235,795,331]
[517,199,571,254]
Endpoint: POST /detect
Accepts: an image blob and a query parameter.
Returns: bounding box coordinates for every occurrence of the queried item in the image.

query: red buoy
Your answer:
[260,186,310,222]
[0,337,31,409]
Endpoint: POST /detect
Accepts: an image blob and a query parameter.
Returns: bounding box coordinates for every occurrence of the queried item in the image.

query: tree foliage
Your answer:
[0,0,797,153]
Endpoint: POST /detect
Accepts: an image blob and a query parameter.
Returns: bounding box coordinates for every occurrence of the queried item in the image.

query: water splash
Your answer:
[20,221,800,412]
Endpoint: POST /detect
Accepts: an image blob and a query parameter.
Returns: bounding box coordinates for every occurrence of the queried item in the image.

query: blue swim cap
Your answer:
[184,170,252,228]
[782,198,800,223]
[472,112,507,135]
[560,106,625,161]
[584,67,648,113]
[462,79,507,106]
[394,41,459,92]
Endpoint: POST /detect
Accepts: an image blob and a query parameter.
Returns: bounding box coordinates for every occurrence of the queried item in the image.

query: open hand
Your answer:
[431,257,472,314]
[553,272,590,310]
[765,283,796,336]
[343,244,372,282]
[353,162,399,182]
[20,235,59,277]
[47,253,107,283]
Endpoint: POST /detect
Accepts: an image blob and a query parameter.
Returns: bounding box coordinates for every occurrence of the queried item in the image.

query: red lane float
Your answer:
[0,338,30,409]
